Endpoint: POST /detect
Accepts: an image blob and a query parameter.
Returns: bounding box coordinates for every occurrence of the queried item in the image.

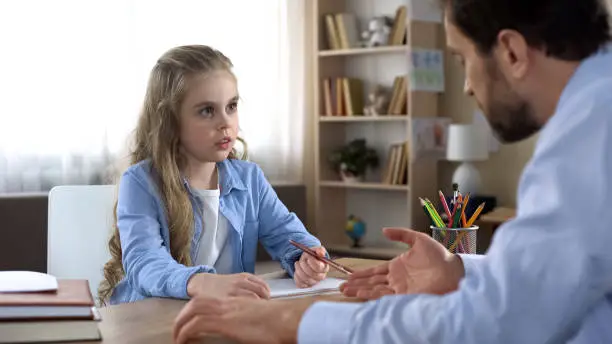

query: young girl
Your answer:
[98,45,329,305]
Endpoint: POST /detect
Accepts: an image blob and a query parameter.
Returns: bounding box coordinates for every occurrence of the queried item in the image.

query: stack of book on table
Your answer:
[0,271,101,343]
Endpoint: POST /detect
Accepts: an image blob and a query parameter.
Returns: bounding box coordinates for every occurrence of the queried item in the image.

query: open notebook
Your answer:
[267,277,345,299]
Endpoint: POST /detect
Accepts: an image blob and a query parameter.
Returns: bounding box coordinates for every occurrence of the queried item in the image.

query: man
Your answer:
[173,0,612,343]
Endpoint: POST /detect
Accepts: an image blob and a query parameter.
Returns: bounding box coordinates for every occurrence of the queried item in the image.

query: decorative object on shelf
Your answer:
[345,215,366,248]
[363,85,388,116]
[408,48,445,92]
[328,139,379,182]
[411,117,450,160]
[446,124,489,195]
[360,16,392,48]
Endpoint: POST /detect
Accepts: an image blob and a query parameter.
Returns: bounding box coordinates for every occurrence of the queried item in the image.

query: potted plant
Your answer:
[328,139,379,182]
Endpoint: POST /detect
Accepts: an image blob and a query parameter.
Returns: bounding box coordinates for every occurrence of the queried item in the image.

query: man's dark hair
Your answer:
[442,0,611,60]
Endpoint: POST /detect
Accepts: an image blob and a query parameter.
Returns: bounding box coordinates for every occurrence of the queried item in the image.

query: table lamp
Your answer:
[446,124,489,195]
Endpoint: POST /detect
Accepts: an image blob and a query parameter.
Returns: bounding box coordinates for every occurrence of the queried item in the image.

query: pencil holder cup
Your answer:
[430,226,478,254]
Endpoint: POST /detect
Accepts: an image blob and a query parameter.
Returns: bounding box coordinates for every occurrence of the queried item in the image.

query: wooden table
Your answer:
[69,258,383,344]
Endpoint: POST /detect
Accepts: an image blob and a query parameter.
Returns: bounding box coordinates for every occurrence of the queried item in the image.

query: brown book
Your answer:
[387,145,400,184]
[342,78,364,116]
[342,78,353,115]
[391,76,408,115]
[382,146,396,184]
[0,280,94,320]
[397,141,409,185]
[390,144,402,184]
[334,14,348,49]
[389,6,407,45]
[324,14,340,50]
[335,77,345,115]
[322,78,333,116]
[386,76,402,114]
[0,309,101,344]
[335,13,359,49]
[349,79,364,115]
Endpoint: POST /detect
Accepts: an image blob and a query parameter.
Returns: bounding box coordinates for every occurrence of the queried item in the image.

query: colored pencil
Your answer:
[466,202,486,227]
[451,201,463,228]
[420,198,439,227]
[460,193,470,227]
[448,232,464,252]
[421,198,445,228]
[424,198,445,226]
[438,190,452,218]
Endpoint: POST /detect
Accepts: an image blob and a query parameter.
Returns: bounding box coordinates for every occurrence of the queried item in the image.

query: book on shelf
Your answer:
[388,5,408,46]
[323,13,360,50]
[322,78,333,116]
[0,277,101,343]
[334,13,359,49]
[321,77,365,116]
[323,6,408,51]
[386,75,408,115]
[382,141,409,185]
[324,14,341,50]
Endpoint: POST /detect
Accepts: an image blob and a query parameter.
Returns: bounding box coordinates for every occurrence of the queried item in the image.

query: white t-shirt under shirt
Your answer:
[193,188,233,274]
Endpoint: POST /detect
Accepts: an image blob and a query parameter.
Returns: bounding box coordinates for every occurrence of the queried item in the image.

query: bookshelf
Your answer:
[318,45,409,57]
[319,115,408,122]
[310,0,444,259]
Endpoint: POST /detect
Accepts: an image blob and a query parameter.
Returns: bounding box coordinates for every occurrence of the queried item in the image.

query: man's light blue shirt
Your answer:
[298,44,612,344]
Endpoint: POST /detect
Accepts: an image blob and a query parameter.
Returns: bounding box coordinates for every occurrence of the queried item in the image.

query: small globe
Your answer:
[345,216,366,247]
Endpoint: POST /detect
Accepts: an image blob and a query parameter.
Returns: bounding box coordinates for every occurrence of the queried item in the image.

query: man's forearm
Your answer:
[277,295,365,344]
[277,298,319,344]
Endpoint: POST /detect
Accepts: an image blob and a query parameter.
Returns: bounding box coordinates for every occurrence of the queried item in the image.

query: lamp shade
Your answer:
[446,124,489,162]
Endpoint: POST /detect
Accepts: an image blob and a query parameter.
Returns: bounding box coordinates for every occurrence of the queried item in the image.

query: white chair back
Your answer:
[47,185,116,299]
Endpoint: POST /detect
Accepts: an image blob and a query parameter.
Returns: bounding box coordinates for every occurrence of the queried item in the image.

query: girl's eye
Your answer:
[198,106,214,117]
[227,102,238,113]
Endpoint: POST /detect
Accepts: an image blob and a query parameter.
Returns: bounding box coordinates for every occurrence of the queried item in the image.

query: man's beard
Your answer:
[484,99,541,143]
[481,62,542,144]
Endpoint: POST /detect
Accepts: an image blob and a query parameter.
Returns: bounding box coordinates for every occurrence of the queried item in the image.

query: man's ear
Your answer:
[496,29,530,80]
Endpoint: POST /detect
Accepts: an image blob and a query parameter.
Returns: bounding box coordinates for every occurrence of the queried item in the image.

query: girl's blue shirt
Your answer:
[110,158,321,304]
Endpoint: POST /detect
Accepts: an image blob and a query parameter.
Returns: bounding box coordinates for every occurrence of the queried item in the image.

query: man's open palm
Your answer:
[385,228,465,295]
[341,228,465,299]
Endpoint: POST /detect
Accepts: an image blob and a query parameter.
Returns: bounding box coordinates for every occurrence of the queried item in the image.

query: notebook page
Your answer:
[266,277,345,299]
[0,271,58,293]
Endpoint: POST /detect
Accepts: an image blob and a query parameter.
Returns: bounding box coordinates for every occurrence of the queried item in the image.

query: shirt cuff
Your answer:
[297,301,361,344]
[458,253,484,277]
[281,247,303,277]
[179,265,216,299]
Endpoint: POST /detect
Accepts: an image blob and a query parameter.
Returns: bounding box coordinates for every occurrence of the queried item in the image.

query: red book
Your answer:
[0,279,95,320]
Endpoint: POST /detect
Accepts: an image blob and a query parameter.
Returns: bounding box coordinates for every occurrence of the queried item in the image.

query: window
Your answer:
[0,0,305,193]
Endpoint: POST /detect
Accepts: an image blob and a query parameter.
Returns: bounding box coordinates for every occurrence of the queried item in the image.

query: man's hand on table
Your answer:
[341,227,466,299]
[173,228,467,344]
[173,296,312,344]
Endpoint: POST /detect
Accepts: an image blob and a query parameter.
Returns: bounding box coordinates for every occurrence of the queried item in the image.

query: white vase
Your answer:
[341,171,363,183]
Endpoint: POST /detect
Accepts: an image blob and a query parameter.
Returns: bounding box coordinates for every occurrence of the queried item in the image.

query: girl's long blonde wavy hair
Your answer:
[98,45,246,305]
